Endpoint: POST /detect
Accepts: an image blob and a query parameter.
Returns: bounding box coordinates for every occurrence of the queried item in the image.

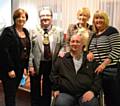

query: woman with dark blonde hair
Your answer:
[59,7,93,57]
[89,10,120,106]
[67,7,92,38]
[0,8,30,106]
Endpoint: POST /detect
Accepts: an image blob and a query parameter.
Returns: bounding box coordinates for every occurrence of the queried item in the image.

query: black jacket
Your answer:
[0,25,30,79]
[50,52,102,97]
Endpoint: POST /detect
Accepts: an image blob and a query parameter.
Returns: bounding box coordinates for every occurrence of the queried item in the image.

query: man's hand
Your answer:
[82,91,94,102]
[52,91,60,98]
[58,51,65,58]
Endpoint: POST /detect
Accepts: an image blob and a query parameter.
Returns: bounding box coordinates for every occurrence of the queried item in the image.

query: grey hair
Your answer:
[70,27,89,51]
[38,6,53,17]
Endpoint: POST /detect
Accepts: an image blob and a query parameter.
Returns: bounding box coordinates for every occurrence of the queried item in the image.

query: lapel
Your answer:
[34,26,44,51]
[77,52,88,72]
[63,52,88,74]
[10,26,21,54]
[34,25,61,57]
[63,53,76,73]
[37,33,43,51]
[11,26,20,45]
[49,26,58,55]
[50,26,62,57]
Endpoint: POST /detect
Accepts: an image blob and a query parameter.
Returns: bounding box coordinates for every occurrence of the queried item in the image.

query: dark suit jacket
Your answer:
[50,52,102,97]
[29,25,64,74]
[0,25,30,79]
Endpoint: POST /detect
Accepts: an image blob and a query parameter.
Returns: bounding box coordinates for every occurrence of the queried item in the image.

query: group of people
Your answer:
[0,6,120,106]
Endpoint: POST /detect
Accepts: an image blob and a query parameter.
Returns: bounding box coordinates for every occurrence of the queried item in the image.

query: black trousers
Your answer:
[1,69,23,106]
[30,61,52,106]
[102,75,120,106]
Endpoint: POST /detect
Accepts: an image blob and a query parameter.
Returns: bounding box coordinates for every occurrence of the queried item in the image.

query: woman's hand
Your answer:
[24,68,27,75]
[87,51,94,61]
[58,51,65,57]
[8,70,16,78]
[95,63,106,74]
[95,58,111,74]
[29,66,36,76]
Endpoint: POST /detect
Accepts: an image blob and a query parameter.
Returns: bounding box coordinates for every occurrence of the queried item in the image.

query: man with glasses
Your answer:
[29,6,64,106]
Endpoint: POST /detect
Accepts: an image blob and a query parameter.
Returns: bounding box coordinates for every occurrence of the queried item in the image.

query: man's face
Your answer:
[70,35,83,52]
[40,9,52,28]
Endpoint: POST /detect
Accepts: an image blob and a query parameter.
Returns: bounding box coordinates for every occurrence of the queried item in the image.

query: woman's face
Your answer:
[94,15,106,31]
[15,13,27,27]
[77,13,89,26]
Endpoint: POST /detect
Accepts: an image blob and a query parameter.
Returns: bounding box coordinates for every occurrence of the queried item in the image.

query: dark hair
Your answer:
[13,8,28,22]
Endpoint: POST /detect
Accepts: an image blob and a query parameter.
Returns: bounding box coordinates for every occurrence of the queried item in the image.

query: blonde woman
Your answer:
[67,7,92,38]
[89,10,120,106]
[65,7,93,54]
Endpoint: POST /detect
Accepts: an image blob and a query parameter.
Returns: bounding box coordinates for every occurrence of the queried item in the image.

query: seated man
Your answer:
[50,32,102,106]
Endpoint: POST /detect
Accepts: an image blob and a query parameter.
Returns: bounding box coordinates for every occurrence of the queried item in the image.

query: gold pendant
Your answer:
[43,37,49,44]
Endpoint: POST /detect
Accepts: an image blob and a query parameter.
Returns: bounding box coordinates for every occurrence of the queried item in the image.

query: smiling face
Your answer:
[93,15,106,31]
[77,8,90,27]
[70,34,84,53]
[39,9,52,28]
[77,13,89,26]
[13,8,28,28]
[15,13,27,27]
[93,10,109,32]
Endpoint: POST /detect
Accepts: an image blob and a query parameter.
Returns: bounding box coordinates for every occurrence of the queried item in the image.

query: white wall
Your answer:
[0,0,11,27]
[12,0,120,32]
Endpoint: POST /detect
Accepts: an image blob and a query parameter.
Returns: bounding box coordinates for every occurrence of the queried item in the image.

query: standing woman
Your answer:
[67,7,92,38]
[64,7,93,54]
[0,8,30,106]
[89,10,120,106]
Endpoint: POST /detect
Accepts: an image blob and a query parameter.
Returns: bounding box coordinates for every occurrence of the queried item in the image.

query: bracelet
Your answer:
[101,63,107,68]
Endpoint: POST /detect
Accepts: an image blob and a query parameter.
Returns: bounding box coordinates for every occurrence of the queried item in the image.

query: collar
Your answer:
[65,52,88,61]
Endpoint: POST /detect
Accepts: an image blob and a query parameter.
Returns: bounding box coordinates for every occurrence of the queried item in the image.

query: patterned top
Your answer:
[89,26,120,65]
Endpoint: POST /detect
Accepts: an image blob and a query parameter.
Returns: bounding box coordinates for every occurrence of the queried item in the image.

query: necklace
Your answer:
[43,33,50,45]
[16,28,25,38]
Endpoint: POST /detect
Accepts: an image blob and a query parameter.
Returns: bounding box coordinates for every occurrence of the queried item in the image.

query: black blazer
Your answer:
[0,25,30,78]
[50,52,101,97]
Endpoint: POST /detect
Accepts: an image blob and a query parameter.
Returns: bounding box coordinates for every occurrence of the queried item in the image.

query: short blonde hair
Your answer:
[93,10,109,32]
[77,7,90,20]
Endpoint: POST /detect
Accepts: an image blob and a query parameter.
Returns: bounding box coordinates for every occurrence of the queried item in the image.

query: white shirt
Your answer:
[73,55,83,73]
